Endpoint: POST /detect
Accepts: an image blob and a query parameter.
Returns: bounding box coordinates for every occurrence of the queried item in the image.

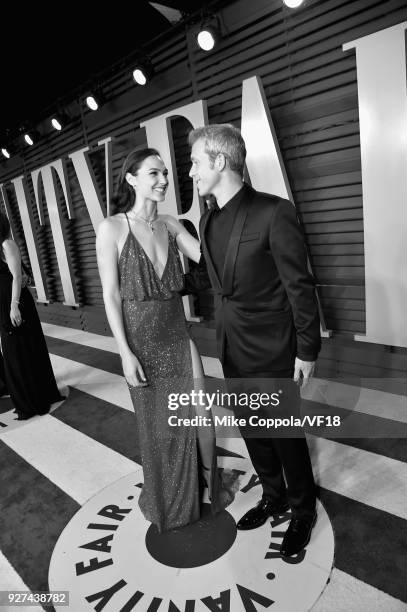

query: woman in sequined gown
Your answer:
[96,148,237,532]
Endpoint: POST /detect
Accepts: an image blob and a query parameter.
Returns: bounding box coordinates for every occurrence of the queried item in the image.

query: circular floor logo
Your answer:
[49,461,334,611]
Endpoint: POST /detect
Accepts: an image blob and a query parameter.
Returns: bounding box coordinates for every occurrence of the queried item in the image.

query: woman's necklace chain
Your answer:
[128,212,158,232]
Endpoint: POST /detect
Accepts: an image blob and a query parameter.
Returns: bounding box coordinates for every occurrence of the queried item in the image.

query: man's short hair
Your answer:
[189,124,246,176]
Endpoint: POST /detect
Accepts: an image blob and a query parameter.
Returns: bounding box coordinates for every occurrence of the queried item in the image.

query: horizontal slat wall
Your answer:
[0,28,194,330]
[188,0,406,337]
[1,0,407,378]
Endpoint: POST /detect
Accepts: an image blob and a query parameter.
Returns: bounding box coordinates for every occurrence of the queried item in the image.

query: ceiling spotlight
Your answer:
[85,89,105,111]
[23,130,40,146]
[1,148,10,159]
[197,25,219,51]
[132,60,154,86]
[133,69,147,85]
[51,112,68,131]
[283,0,305,7]
[51,118,62,131]
[86,95,99,111]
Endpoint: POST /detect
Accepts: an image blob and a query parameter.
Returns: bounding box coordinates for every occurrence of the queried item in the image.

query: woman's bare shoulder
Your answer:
[97,214,127,237]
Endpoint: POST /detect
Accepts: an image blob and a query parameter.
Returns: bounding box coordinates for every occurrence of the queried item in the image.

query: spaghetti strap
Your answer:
[124,212,131,231]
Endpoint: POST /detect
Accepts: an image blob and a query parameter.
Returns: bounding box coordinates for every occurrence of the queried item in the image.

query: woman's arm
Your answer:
[3,239,23,327]
[96,218,147,386]
[163,215,201,263]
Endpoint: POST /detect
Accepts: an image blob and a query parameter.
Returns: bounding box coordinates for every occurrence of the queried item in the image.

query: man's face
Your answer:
[189,139,220,197]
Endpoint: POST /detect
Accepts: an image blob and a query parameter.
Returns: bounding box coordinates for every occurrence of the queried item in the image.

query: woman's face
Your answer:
[132,155,169,202]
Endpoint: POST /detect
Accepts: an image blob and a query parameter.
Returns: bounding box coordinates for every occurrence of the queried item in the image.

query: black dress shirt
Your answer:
[206,185,245,280]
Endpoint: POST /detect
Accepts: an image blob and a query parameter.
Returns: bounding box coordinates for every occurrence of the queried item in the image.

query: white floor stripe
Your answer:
[43,324,407,424]
[308,435,407,521]
[202,356,407,425]
[42,323,118,353]
[0,550,45,611]
[219,434,407,521]
[303,378,407,425]
[39,329,407,521]
[49,354,133,412]
[0,417,138,505]
[2,377,407,523]
[0,322,401,611]
[201,355,223,378]
[312,568,407,612]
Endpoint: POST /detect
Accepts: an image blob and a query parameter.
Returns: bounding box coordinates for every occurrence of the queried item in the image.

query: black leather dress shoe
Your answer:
[280,512,317,557]
[237,498,290,530]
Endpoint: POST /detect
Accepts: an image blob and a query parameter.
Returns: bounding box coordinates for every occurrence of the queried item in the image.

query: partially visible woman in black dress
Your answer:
[0,212,62,420]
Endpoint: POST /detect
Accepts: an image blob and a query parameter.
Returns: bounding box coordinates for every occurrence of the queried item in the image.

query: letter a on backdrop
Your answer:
[241,75,330,337]
[344,22,407,348]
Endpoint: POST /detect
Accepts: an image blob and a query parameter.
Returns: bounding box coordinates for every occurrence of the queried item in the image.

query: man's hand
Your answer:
[294,358,315,388]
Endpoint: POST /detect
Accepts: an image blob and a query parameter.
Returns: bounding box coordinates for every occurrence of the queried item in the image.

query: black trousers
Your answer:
[223,358,316,518]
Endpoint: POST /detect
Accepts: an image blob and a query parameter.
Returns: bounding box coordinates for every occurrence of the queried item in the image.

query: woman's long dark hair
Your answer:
[111,147,161,214]
[0,211,11,245]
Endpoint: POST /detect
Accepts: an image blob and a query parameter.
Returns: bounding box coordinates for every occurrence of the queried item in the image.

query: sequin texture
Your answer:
[120,224,200,531]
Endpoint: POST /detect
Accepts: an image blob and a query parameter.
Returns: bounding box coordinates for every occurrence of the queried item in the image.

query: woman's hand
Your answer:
[121,352,148,387]
[10,302,22,327]
[2,240,23,326]
[162,215,201,263]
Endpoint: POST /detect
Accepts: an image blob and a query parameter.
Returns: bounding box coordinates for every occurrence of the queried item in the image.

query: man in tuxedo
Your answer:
[189,124,321,557]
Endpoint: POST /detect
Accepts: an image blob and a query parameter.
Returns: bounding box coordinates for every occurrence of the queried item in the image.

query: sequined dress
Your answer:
[119,216,231,532]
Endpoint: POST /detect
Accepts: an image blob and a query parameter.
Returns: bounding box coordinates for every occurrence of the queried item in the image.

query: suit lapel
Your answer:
[222,185,256,296]
[200,208,222,291]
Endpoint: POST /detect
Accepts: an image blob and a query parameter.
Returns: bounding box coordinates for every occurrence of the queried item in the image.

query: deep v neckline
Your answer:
[123,221,170,282]
[132,230,170,282]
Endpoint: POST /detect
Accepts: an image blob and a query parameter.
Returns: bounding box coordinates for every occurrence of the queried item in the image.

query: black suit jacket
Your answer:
[199,183,321,371]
